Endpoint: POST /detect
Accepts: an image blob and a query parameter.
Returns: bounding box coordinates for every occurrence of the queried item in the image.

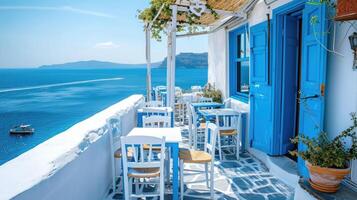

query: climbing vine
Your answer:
[138,0,218,41]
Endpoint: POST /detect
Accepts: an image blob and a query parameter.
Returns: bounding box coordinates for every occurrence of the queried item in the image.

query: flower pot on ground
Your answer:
[306,162,350,193]
[290,113,357,193]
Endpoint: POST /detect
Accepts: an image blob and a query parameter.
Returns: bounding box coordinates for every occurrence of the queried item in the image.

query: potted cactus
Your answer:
[291,113,357,193]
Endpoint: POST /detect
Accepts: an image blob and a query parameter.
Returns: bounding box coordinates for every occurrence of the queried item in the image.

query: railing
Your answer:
[0,95,144,200]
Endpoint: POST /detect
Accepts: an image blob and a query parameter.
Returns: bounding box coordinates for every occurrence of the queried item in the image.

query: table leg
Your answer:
[171,143,179,200]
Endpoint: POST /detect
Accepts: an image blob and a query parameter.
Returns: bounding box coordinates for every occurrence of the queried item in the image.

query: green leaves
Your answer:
[290,113,357,169]
[138,0,218,41]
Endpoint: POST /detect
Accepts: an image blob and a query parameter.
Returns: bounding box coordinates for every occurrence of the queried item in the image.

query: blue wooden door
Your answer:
[249,21,273,154]
[298,2,328,177]
[280,15,300,154]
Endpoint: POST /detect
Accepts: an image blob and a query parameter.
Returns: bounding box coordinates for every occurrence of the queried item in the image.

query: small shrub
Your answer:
[290,113,357,169]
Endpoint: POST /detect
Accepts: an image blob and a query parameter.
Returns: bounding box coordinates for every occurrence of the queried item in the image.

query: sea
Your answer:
[0,67,207,165]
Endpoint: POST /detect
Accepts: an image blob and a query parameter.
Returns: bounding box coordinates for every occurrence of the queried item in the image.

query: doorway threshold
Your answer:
[248,148,299,188]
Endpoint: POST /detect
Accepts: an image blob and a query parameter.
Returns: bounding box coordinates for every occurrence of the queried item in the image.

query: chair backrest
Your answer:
[144,100,163,108]
[109,118,122,149]
[142,107,169,116]
[191,85,202,93]
[215,114,239,131]
[204,123,218,157]
[121,135,165,170]
[143,115,171,128]
[223,98,231,108]
[199,97,213,103]
[188,104,198,125]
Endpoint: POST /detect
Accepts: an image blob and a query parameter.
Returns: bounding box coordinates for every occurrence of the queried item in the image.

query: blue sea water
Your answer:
[0,68,207,165]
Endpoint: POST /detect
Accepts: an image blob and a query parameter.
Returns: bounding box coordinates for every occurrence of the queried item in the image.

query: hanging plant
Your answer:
[138,0,218,41]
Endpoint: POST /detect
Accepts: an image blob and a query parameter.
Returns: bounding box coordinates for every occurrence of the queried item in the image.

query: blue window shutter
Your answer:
[249,21,273,154]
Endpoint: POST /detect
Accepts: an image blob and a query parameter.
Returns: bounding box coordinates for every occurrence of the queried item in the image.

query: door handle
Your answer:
[298,94,319,103]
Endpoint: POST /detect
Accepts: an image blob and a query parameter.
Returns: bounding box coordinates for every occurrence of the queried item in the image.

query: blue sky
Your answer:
[0,0,208,67]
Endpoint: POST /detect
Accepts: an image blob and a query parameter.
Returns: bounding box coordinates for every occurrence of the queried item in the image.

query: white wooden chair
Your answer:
[144,100,163,108]
[198,96,213,103]
[223,98,231,108]
[121,135,166,200]
[108,118,122,195]
[215,114,240,160]
[143,115,171,128]
[143,115,171,183]
[191,85,202,93]
[188,104,206,149]
[179,123,218,200]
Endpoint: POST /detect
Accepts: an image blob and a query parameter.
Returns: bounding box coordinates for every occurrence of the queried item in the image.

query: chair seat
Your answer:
[114,148,134,158]
[179,149,212,163]
[128,167,160,178]
[199,122,206,129]
[220,129,237,136]
[143,144,162,151]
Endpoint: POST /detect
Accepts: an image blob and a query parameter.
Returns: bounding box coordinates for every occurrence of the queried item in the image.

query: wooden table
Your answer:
[127,128,182,200]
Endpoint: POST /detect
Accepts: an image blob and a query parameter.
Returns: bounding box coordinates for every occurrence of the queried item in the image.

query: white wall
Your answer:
[0,95,144,200]
[325,21,357,182]
[208,28,228,98]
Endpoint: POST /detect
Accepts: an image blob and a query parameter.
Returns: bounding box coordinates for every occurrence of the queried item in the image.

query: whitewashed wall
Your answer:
[325,21,357,182]
[0,95,144,200]
[208,28,228,98]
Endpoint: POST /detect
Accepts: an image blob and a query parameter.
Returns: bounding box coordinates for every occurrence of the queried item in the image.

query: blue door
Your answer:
[280,15,300,154]
[249,21,273,154]
[298,2,328,177]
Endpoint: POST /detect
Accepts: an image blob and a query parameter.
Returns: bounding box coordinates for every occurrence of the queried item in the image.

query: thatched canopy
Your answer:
[164,0,249,26]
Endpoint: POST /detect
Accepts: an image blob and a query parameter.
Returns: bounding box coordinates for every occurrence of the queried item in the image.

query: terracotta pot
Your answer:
[306,162,350,193]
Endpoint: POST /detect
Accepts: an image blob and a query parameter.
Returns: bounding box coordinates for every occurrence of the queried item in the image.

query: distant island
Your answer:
[39,52,208,69]
[159,52,208,68]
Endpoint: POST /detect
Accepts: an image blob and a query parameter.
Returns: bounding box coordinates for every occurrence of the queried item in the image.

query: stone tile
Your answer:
[267,193,288,200]
[240,193,266,200]
[232,177,254,190]
[253,186,277,193]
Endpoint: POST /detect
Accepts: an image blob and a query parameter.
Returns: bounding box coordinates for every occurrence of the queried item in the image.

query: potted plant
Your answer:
[203,83,222,103]
[290,113,357,193]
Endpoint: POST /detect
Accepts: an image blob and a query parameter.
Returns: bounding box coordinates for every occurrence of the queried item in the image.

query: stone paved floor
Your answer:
[108,126,295,200]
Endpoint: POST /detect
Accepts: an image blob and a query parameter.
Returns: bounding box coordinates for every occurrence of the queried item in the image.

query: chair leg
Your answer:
[217,135,222,160]
[236,135,240,160]
[210,163,215,199]
[204,163,209,188]
[180,160,184,200]
[166,149,171,183]
[160,169,165,200]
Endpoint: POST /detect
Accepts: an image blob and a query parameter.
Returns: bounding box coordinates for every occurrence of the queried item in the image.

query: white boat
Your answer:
[9,124,35,135]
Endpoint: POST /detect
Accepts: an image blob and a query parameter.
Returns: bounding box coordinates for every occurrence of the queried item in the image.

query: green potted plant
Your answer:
[203,83,222,103]
[290,113,357,193]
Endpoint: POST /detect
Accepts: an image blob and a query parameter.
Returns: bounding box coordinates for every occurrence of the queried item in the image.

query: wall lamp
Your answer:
[349,32,357,70]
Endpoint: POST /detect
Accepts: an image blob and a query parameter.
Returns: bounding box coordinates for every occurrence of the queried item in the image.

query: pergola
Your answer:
[145,0,256,108]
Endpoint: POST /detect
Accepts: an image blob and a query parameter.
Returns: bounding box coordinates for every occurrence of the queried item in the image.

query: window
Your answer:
[229,25,250,102]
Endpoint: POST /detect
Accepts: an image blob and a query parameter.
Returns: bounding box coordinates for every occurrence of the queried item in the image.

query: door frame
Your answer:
[271,0,306,155]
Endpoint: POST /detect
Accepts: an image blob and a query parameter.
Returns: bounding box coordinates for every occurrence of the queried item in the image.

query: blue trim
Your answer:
[271,0,307,156]
[229,23,250,103]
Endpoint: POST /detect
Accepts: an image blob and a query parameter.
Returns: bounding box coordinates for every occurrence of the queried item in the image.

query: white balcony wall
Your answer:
[0,95,145,200]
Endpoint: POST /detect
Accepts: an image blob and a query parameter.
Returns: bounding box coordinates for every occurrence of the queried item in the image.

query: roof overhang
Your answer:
[157,0,252,26]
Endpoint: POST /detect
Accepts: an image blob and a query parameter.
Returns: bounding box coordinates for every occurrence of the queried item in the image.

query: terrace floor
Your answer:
[108,127,295,200]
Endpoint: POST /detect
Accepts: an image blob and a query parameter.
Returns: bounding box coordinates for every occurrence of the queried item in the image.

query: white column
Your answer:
[170,5,177,109]
[166,23,172,107]
[145,24,152,102]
